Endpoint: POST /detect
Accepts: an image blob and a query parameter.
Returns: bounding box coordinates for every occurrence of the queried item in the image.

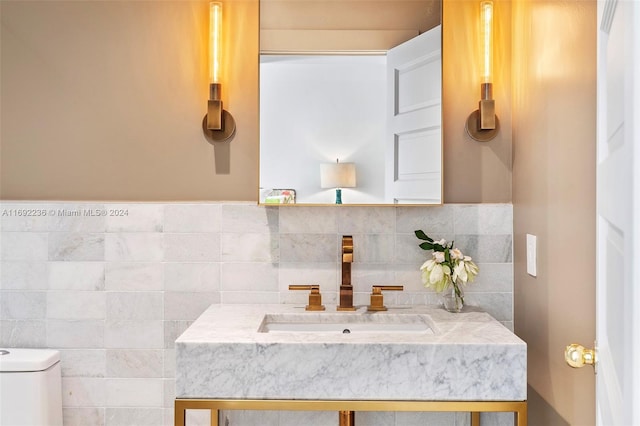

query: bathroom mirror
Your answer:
[259,0,442,205]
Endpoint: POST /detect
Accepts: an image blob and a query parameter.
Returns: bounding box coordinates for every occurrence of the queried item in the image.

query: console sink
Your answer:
[176,304,527,401]
[258,313,434,334]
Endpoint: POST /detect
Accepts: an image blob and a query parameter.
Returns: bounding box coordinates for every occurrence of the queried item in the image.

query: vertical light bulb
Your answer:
[480,1,493,84]
[209,2,222,84]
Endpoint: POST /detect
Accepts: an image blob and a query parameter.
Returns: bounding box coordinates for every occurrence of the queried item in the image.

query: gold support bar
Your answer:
[175,398,527,426]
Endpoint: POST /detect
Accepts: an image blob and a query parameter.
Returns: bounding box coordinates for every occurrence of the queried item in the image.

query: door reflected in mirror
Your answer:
[259,1,442,205]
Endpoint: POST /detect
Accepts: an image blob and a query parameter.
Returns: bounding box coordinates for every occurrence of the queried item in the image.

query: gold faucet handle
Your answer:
[367,285,404,312]
[289,285,325,311]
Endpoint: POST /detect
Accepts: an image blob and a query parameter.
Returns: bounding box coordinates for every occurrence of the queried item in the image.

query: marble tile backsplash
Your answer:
[0,201,513,426]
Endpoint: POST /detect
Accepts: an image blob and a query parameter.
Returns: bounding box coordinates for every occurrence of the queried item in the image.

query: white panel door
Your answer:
[385,25,442,204]
[596,0,639,424]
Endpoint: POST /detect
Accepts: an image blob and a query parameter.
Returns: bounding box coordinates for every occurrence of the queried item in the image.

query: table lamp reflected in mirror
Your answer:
[320,159,356,204]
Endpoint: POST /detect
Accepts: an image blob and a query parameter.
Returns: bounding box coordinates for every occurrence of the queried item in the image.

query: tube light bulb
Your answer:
[209,2,222,84]
[480,1,493,84]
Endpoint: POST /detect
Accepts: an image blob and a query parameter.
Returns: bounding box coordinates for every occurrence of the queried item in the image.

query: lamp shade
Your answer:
[320,162,356,189]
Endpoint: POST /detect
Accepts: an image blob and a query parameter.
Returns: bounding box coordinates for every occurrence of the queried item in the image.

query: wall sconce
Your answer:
[203,2,236,143]
[320,159,356,204]
[465,0,499,142]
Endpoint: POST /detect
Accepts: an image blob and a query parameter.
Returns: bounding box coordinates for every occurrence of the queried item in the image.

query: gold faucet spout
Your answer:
[338,236,356,311]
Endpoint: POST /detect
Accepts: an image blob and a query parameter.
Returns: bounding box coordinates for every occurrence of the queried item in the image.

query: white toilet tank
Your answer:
[0,348,63,426]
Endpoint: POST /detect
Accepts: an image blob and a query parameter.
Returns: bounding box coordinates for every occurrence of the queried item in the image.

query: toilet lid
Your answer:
[0,348,60,372]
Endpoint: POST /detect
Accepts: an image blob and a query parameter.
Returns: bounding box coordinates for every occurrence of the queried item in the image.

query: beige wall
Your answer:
[1,0,512,203]
[512,0,596,424]
[1,0,259,201]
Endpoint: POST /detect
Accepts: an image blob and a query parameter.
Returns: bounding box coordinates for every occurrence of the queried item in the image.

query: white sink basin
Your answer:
[258,313,434,334]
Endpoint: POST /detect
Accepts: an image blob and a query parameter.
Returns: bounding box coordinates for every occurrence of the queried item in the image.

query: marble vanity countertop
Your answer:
[175,304,526,401]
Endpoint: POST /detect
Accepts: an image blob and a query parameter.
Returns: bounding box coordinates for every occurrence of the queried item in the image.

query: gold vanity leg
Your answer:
[339,410,355,426]
[515,402,527,426]
[210,408,219,426]
[471,411,481,426]
[174,400,186,426]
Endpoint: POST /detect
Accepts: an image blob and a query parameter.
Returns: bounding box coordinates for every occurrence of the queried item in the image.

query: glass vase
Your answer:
[442,284,464,313]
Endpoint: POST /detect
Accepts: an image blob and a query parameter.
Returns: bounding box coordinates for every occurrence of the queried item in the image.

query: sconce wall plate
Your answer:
[465,109,500,142]
[202,111,236,144]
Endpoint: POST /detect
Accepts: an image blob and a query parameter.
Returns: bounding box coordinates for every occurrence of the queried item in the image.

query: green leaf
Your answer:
[418,242,434,251]
[414,230,433,242]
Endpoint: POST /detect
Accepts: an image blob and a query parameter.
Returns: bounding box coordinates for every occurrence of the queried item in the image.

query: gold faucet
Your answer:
[337,235,356,311]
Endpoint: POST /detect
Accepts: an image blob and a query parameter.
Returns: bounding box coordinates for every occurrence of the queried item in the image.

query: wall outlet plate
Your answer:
[526,234,537,277]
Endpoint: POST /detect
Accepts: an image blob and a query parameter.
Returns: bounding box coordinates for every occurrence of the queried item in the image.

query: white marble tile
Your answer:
[278,262,337,303]
[105,233,163,262]
[48,262,105,290]
[47,320,104,348]
[279,207,338,234]
[464,293,513,322]
[0,319,46,347]
[59,349,106,378]
[351,263,397,292]
[221,233,277,262]
[0,261,48,290]
[337,207,395,234]
[221,204,278,233]
[0,203,50,231]
[164,263,220,292]
[480,412,518,426]
[48,203,107,232]
[221,410,278,426]
[63,407,105,426]
[463,263,513,293]
[47,291,106,319]
[106,408,163,426]
[164,204,221,233]
[163,348,176,376]
[105,378,163,407]
[105,262,163,291]
[395,411,456,426]
[220,263,278,291]
[164,321,193,350]
[220,291,279,304]
[354,412,395,425]
[185,410,212,426]
[393,264,426,293]
[454,204,513,235]
[106,349,164,378]
[105,320,163,349]
[106,204,163,232]
[48,233,104,261]
[278,410,336,426]
[163,378,175,408]
[351,234,395,263]
[163,292,219,321]
[164,233,220,262]
[0,291,46,319]
[453,235,513,263]
[62,377,106,407]
[106,291,163,320]
[395,205,455,234]
[279,234,335,263]
[0,232,48,260]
